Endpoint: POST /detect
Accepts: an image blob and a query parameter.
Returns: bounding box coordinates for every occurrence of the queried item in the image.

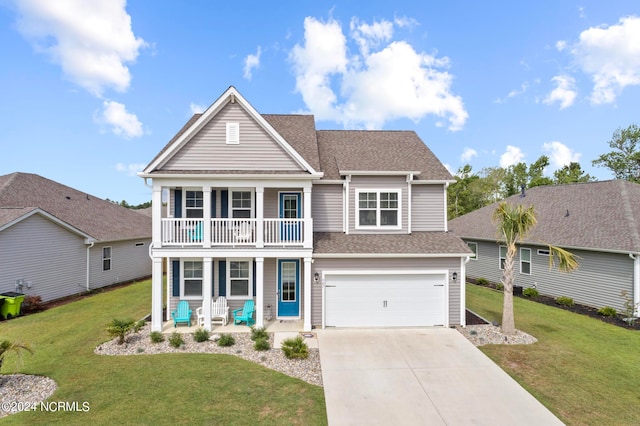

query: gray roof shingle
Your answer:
[314,232,472,255]
[0,173,151,241]
[448,180,640,253]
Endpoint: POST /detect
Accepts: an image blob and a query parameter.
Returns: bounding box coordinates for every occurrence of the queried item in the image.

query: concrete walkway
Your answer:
[317,328,563,426]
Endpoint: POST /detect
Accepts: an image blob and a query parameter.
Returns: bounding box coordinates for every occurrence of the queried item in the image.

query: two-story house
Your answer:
[140,87,471,332]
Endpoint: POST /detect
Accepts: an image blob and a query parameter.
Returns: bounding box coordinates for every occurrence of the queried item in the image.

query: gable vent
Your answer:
[226,122,239,144]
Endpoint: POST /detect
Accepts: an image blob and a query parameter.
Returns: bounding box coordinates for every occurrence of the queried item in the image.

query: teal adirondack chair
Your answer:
[233,300,255,326]
[188,222,203,242]
[172,300,192,327]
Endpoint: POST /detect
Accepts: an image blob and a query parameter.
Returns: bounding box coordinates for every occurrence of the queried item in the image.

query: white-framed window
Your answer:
[537,249,550,256]
[520,248,532,275]
[182,260,203,297]
[227,259,252,299]
[467,242,478,260]
[185,190,203,218]
[226,122,239,144]
[499,245,507,270]
[102,247,112,271]
[356,189,401,229]
[230,190,253,218]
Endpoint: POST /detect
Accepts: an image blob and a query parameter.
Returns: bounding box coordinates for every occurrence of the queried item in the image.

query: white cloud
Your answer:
[542,141,581,168]
[494,82,529,104]
[460,147,478,162]
[116,162,146,176]
[14,0,147,97]
[500,145,525,168]
[243,46,262,80]
[190,103,206,114]
[98,100,143,138]
[543,75,577,109]
[290,16,468,131]
[555,40,567,51]
[570,16,640,104]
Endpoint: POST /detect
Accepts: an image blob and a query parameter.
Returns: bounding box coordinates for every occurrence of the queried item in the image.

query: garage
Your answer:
[324,272,447,327]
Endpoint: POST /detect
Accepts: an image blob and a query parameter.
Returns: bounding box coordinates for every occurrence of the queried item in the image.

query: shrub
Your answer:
[598,306,617,317]
[523,288,539,298]
[0,339,33,372]
[150,331,164,343]
[495,283,504,291]
[217,334,235,347]
[193,328,210,343]
[556,296,574,307]
[250,326,269,341]
[106,318,144,345]
[475,278,489,286]
[168,332,184,348]
[281,335,309,359]
[253,337,270,351]
[621,290,639,325]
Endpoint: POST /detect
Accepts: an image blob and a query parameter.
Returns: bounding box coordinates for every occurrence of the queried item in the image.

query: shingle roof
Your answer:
[314,232,472,255]
[316,130,452,181]
[0,173,151,241]
[262,114,321,172]
[448,180,640,253]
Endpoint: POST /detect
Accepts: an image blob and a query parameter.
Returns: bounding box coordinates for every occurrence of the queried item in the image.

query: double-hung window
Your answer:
[231,190,253,218]
[102,247,112,271]
[356,190,400,228]
[520,248,531,275]
[467,242,478,260]
[185,190,203,218]
[228,259,252,299]
[499,246,507,270]
[183,260,203,297]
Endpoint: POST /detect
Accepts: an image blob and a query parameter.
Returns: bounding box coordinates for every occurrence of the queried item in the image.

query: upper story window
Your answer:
[231,190,253,218]
[102,247,112,271]
[520,248,532,275]
[226,122,239,144]
[356,190,401,229]
[467,242,478,260]
[185,190,203,218]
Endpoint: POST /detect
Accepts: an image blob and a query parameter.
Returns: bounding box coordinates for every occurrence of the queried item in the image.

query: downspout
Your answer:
[630,253,640,317]
[407,173,413,234]
[344,175,351,234]
[86,242,94,291]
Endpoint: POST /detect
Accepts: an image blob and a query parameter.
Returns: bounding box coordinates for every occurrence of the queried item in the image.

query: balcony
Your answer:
[160,218,311,248]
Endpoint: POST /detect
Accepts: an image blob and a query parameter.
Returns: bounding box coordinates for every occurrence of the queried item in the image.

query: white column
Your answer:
[303,186,312,249]
[152,185,162,245]
[255,257,265,328]
[203,186,211,248]
[202,257,213,331]
[151,257,164,332]
[303,257,312,331]
[256,187,264,248]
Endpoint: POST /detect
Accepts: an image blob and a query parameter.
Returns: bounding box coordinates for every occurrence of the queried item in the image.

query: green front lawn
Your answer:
[0,280,327,425]
[467,284,640,425]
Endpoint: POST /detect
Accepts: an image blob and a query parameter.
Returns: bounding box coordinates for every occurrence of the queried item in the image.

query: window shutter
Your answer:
[221,190,228,218]
[211,190,217,218]
[226,122,239,144]
[174,189,182,218]
[218,260,226,297]
[172,260,180,297]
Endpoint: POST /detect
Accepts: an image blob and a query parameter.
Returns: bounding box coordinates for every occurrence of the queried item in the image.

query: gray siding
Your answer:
[411,184,446,231]
[312,184,343,232]
[89,240,151,289]
[348,176,408,234]
[161,103,304,171]
[264,188,304,219]
[0,214,86,303]
[312,257,461,327]
[465,239,635,313]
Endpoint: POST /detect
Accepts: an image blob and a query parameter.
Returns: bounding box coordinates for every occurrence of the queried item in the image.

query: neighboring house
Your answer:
[448,180,640,315]
[0,172,152,303]
[140,86,471,332]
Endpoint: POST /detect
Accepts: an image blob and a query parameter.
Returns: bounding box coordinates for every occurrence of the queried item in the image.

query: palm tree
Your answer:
[0,339,34,372]
[493,202,579,335]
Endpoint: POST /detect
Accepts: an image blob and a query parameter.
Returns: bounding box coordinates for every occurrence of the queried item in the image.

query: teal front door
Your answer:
[279,192,301,242]
[277,259,300,317]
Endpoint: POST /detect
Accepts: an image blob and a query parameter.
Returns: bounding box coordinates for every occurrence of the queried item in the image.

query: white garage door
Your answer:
[324,273,446,327]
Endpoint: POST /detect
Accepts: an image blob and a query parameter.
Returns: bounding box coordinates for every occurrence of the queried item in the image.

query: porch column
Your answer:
[151,257,164,332]
[202,257,213,331]
[203,186,211,248]
[256,187,264,248]
[152,185,162,245]
[303,186,312,249]
[303,257,312,331]
[255,257,264,328]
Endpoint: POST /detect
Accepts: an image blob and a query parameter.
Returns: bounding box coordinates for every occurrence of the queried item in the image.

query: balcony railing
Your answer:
[160,218,309,248]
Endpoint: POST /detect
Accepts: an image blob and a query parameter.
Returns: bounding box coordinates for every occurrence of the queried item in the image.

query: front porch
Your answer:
[160,318,306,334]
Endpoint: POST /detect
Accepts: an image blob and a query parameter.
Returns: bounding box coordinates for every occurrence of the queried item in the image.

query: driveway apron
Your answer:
[317,328,563,426]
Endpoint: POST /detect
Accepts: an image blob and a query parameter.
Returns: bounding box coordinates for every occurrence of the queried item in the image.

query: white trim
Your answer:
[276,258,301,319]
[340,170,421,176]
[443,184,448,232]
[229,188,255,219]
[499,245,507,270]
[313,180,344,184]
[226,258,253,300]
[520,247,532,275]
[312,252,471,258]
[226,122,239,144]
[410,180,456,185]
[0,207,94,240]
[278,190,303,218]
[344,176,350,234]
[184,188,204,218]
[102,246,112,271]
[355,188,402,230]
[181,258,204,300]
[407,173,413,233]
[537,249,550,256]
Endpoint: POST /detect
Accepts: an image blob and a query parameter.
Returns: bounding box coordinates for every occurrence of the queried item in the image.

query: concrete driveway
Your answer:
[317,328,563,426]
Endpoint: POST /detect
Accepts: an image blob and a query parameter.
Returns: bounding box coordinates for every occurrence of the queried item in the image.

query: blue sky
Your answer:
[1,1,639,204]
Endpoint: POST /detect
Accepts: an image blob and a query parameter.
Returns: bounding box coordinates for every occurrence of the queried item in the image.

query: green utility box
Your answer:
[0,292,26,319]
